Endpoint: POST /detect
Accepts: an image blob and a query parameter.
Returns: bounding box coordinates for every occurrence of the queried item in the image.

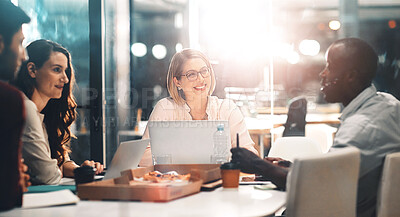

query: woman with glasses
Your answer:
[139,48,258,166]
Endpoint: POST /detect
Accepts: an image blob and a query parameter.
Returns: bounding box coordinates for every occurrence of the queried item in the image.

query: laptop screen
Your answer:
[148,120,230,164]
[103,139,149,180]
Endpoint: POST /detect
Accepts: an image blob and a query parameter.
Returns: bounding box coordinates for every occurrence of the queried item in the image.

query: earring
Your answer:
[178,86,182,90]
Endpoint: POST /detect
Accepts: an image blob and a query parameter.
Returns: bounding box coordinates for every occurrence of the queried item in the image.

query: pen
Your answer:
[236,133,239,148]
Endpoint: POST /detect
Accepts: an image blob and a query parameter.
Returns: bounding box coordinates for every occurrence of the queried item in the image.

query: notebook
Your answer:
[148,120,230,164]
[23,190,79,208]
[103,139,149,180]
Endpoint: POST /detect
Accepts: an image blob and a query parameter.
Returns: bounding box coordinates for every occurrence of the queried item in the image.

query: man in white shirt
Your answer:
[231,38,400,217]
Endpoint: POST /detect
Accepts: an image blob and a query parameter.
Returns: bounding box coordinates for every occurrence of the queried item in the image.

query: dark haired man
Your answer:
[231,38,400,217]
[0,0,31,211]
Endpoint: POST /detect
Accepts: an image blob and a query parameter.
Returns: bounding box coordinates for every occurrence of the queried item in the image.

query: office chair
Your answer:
[271,124,337,154]
[268,137,323,162]
[282,97,307,137]
[305,124,337,153]
[285,146,360,217]
[377,152,400,217]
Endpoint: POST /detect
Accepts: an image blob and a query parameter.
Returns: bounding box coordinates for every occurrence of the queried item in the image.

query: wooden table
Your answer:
[0,186,286,217]
[246,113,341,133]
[245,113,341,157]
[118,113,341,158]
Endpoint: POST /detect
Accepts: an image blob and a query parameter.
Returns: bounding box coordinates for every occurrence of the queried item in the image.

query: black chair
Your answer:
[282,97,307,137]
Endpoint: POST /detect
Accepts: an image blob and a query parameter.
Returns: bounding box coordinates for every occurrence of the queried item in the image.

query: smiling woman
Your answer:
[28,51,70,105]
[12,39,104,185]
[139,49,258,166]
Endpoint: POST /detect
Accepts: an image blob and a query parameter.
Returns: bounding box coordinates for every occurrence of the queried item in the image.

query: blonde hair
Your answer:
[166,48,216,105]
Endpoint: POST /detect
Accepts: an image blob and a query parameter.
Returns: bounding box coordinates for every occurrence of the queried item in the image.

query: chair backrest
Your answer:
[377,152,400,217]
[305,124,337,153]
[268,137,323,162]
[283,97,307,137]
[285,146,360,217]
[271,124,337,154]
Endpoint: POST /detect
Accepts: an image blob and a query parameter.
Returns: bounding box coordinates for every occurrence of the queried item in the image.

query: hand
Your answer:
[81,160,104,175]
[19,159,31,192]
[254,174,270,181]
[264,157,292,168]
[231,147,262,174]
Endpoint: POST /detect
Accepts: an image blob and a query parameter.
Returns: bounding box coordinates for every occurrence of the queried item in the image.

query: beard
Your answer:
[0,46,19,81]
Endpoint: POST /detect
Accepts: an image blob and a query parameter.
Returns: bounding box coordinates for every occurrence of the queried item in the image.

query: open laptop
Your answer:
[103,139,149,180]
[148,120,230,164]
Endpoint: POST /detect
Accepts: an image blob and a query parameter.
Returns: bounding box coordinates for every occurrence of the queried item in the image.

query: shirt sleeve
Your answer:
[139,100,169,166]
[223,100,259,155]
[21,99,62,185]
[331,113,391,177]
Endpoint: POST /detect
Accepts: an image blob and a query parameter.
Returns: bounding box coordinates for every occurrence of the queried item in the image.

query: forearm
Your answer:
[61,160,79,177]
[229,109,259,156]
[252,158,288,190]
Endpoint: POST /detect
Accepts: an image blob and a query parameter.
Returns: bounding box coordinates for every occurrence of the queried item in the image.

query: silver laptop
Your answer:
[103,139,149,180]
[148,120,230,164]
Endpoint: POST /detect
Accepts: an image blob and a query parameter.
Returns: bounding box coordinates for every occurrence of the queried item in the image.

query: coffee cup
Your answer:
[74,165,96,186]
[220,162,240,188]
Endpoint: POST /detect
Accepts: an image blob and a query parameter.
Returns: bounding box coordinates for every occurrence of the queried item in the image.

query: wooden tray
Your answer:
[77,164,221,202]
[122,164,221,184]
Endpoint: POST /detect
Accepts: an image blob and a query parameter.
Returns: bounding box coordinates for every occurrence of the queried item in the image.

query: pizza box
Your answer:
[77,175,201,202]
[121,164,221,184]
[76,164,220,202]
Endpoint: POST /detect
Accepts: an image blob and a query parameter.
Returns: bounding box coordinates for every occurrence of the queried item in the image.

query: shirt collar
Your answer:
[22,93,45,122]
[183,96,212,116]
[340,84,376,121]
[205,96,212,116]
[184,101,190,112]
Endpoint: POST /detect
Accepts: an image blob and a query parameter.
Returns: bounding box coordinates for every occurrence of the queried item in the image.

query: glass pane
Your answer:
[18,0,91,164]
[131,3,185,120]
[104,0,133,166]
[128,0,400,158]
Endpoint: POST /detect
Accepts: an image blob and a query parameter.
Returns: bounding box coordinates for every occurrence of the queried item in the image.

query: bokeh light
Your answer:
[287,51,300,64]
[388,20,396,29]
[131,42,147,57]
[329,20,341,30]
[175,43,183,52]
[152,44,167,59]
[299,40,320,56]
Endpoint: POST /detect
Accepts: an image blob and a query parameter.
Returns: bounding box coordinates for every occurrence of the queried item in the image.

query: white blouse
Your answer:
[139,96,258,166]
[21,95,63,185]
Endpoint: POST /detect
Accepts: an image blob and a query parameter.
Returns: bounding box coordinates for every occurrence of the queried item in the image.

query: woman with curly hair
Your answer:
[14,39,103,185]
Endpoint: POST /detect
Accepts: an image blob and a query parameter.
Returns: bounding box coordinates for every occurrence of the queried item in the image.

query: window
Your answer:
[19,0,92,164]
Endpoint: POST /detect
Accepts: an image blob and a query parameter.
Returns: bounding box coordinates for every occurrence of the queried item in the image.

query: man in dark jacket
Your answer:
[0,0,31,211]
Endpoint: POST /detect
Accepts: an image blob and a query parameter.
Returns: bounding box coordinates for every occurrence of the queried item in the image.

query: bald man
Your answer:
[231,38,400,217]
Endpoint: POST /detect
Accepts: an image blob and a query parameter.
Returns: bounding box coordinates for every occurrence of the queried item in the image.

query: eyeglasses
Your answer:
[178,67,211,81]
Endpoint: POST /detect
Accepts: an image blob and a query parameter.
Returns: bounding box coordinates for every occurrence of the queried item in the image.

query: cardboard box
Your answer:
[122,164,221,184]
[77,164,220,202]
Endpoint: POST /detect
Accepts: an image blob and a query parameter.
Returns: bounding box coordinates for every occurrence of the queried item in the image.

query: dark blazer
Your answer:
[0,81,26,211]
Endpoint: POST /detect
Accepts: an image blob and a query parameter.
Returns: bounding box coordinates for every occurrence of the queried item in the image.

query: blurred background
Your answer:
[14,0,400,165]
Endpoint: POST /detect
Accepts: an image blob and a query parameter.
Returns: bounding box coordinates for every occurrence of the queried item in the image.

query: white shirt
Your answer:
[21,95,63,185]
[139,96,258,166]
[331,85,400,217]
